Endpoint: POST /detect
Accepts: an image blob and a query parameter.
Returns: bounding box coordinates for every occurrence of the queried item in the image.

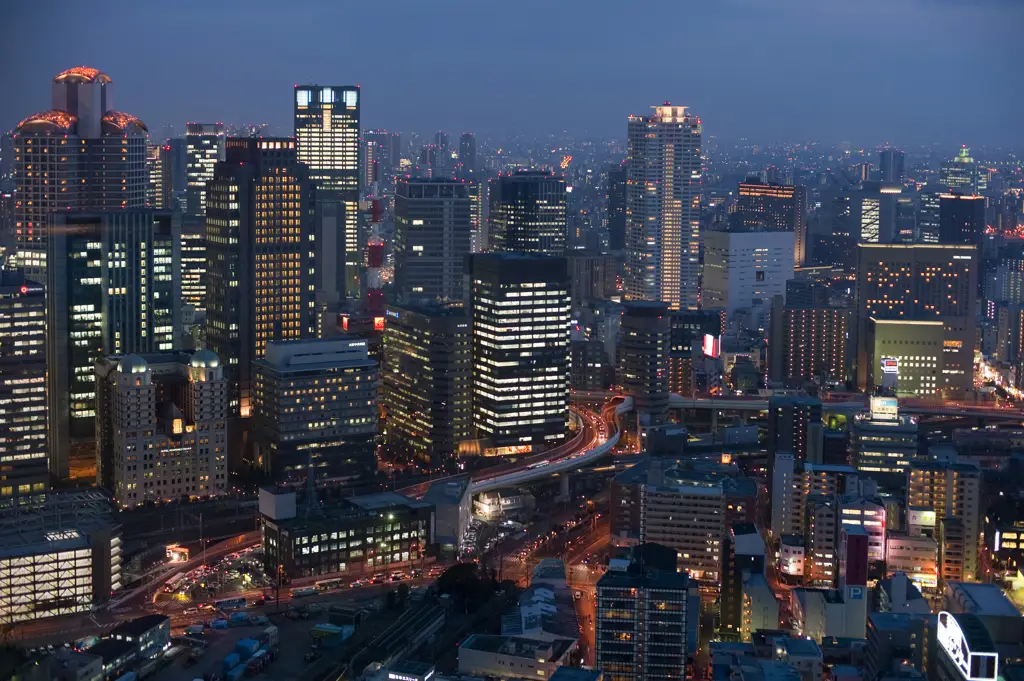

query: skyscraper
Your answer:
[879,148,906,185]
[702,228,795,318]
[767,296,849,386]
[294,85,360,301]
[394,178,473,303]
[939,193,986,245]
[252,338,378,485]
[854,244,977,395]
[767,396,823,464]
[14,66,148,275]
[917,185,944,244]
[383,303,471,468]
[205,138,317,419]
[184,122,225,217]
[607,163,627,252]
[906,461,981,582]
[488,170,567,254]
[95,350,228,507]
[940,146,982,194]
[0,271,47,505]
[47,210,181,479]
[619,302,670,427]
[180,215,207,313]
[625,105,702,309]
[458,132,476,177]
[736,180,808,265]
[469,253,570,456]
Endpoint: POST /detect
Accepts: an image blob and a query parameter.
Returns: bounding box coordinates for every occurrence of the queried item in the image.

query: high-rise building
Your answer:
[595,555,691,681]
[180,215,206,313]
[488,170,567,254]
[703,228,795,318]
[667,309,723,396]
[736,180,808,265]
[767,396,822,464]
[147,142,163,208]
[917,185,944,244]
[47,210,181,479]
[720,523,766,638]
[469,253,569,456]
[625,104,702,310]
[394,178,472,303]
[0,271,47,505]
[805,494,840,587]
[294,85,360,301]
[458,132,476,177]
[852,181,902,244]
[940,146,983,194]
[619,302,670,427]
[865,319,945,397]
[852,397,919,485]
[468,181,485,253]
[769,452,861,539]
[205,137,317,418]
[855,244,977,396]
[879,149,906,185]
[184,122,225,217]
[607,164,627,252]
[95,350,228,508]
[383,303,471,468]
[906,460,981,582]
[767,296,848,386]
[567,250,618,305]
[939,193,986,245]
[14,66,148,275]
[252,338,378,485]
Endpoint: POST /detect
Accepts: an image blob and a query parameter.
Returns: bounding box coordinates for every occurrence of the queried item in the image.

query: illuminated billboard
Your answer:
[702,334,721,359]
[937,611,998,681]
[880,357,899,375]
[869,396,899,422]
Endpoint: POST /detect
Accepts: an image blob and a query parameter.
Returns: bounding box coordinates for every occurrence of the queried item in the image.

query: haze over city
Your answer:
[3,0,1023,145]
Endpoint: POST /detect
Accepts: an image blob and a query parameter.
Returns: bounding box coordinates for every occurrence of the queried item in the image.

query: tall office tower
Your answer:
[595,554,691,681]
[625,104,702,310]
[619,302,671,427]
[702,228,795,319]
[469,253,570,456]
[394,178,473,303]
[879,148,906,185]
[389,132,402,168]
[180,215,206,313]
[852,181,901,244]
[383,303,471,468]
[805,494,840,587]
[855,244,977,396]
[252,338,377,485]
[184,122,225,217]
[0,271,47,505]
[294,85,360,301]
[852,397,919,487]
[156,143,175,209]
[147,142,163,208]
[940,146,982,194]
[14,66,148,275]
[917,185,944,244]
[767,296,849,386]
[906,460,981,582]
[939,193,986,245]
[736,180,808,265]
[205,137,317,418]
[95,350,228,508]
[458,132,476,176]
[767,396,822,464]
[468,181,485,253]
[47,210,180,479]
[567,251,618,304]
[667,309,723,395]
[607,163,627,252]
[488,170,567,254]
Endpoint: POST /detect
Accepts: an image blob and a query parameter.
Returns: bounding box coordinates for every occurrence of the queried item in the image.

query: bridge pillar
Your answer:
[557,474,570,502]
[711,409,718,433]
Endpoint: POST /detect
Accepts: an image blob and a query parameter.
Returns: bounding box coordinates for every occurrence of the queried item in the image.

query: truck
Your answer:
[185,624,205,636]
[235,639,259,661]
[245,650,269,675]
[229,611,249,627]
[309,623,352,649]
[290,586,316,598]
[226,664,247,681]
[260,625,279,649]
[222,653,241,674]
[212,619,229,630]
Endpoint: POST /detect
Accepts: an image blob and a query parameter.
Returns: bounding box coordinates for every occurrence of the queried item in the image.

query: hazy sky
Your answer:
[2,0,1022,147]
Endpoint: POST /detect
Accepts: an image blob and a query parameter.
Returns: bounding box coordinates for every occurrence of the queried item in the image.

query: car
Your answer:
[184,607,198,615]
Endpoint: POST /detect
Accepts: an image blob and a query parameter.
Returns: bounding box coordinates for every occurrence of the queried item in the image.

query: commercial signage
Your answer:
[937,611,999,681]
[702,334,721,359]
[881,357,899,375]
[870,396,899,422]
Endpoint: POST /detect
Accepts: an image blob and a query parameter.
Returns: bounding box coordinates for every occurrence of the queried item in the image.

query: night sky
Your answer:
[3,0,1022,146]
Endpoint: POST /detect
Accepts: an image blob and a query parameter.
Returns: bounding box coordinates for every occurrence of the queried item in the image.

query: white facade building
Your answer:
[703,229,795,320]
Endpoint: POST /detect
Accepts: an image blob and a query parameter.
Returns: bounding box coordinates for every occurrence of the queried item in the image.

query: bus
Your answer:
[163,572,186,593]
[214,597,246,611]
[314,578,345,592]
[290,586,316,598]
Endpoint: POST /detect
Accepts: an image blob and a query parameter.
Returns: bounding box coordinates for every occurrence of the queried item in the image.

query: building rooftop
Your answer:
[532,559,567,583]
[387,660,436,678]
[348,492,432,512]
[549,668,603,681]
[598,566,690,591]
[460,634,572,661]
[941,611,997,654]
[87,638,136,663]
[947,582,1020,617]
[423,478,471,507]
[869,612,921,632]
[111,614,168,639]
[779,637,822,658]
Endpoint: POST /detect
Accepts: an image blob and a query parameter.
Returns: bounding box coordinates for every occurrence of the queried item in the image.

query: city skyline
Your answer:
[2,0,1023,147]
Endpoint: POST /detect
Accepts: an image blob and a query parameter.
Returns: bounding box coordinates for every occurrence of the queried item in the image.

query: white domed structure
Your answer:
[190,349,221,369]
[117,354,148,374]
